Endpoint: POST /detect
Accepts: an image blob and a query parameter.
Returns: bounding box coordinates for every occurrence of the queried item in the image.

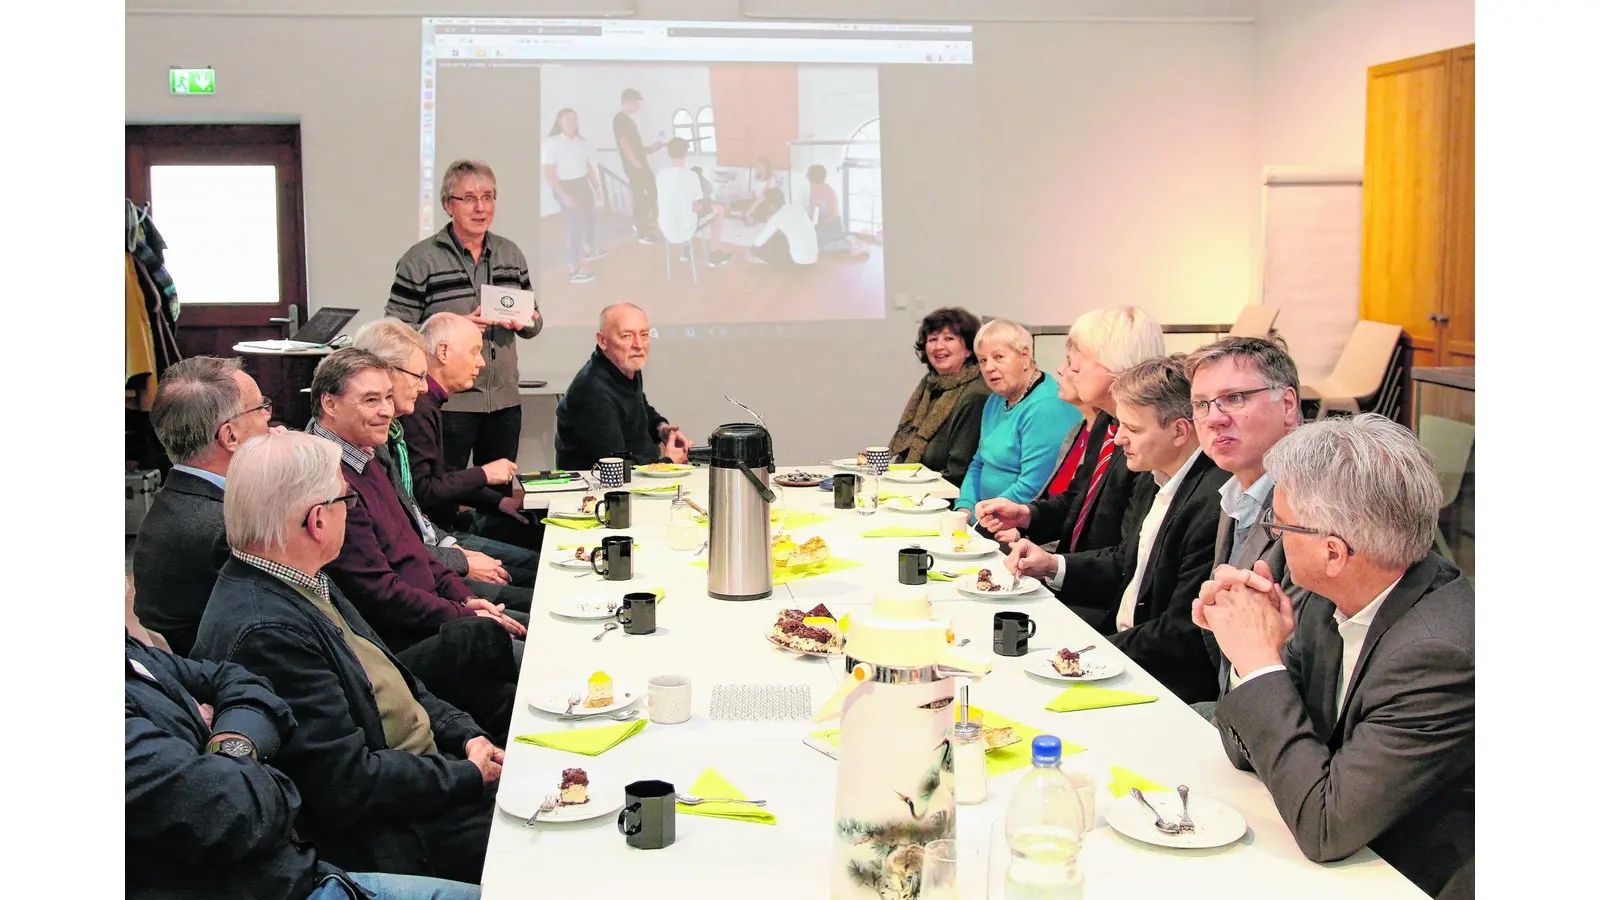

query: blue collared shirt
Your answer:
[1219,471,1275,567]
[171,464,226,491]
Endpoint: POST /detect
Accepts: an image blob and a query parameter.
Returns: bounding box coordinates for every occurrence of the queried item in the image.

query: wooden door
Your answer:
[126,124,310,426]
[1439,45,1475,365]
[708,65,798,169]
[1360,50,1452,366]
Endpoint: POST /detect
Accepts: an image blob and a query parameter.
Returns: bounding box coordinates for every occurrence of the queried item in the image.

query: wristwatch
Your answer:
[205,735,258,760]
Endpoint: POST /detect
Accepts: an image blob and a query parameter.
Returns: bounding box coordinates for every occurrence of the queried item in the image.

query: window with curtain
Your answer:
[695,106,716,153]
[672,109,695,146]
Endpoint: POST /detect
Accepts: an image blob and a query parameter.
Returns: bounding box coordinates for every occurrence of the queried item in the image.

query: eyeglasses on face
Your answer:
[1189,385,1278,420]
[1261,506,1356,556]
[394,365,427,385]
[448,192,497,207]
[303,491,359,527]
[216,399,273,438]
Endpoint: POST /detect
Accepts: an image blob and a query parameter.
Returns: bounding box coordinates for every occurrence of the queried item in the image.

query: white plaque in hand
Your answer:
[478,284,538,326]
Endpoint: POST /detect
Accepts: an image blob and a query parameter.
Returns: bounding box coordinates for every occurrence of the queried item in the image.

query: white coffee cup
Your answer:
[647,674,691,725]
[1063,769,1098,828]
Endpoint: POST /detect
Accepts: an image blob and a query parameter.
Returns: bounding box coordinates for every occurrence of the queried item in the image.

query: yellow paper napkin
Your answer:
[887,463,923,472]
[514,719,646,756]
[928,567,979,582]
[542,517,602,531]
[810,707,1082,778]
[860,525,940,538]
[674,768,776,825]
[692,511,831,530]
[628,484,678,494]
[1045,685,1158,713]
[688,557,865,586]
[1108,765,1172,797]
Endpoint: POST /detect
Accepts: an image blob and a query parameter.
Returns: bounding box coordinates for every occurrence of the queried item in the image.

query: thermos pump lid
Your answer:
[709,422,773,469]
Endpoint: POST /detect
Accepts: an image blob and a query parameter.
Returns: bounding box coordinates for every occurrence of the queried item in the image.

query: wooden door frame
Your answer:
[125,124,308,329]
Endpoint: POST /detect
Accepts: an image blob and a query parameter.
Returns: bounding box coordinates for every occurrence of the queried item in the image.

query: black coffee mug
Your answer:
[617,591,657,635]
[833,473,859,509]
[897,547,934,585]
[590,536,634,581]
[594,490,632,529]
[993,611,1037,657]
[617,779,676,850]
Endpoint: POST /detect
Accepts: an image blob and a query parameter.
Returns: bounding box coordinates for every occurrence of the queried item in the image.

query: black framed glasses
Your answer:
[303,492,358,527]
[1190,386,1278,420]
[217,399,273,438]
[394,365,427,385]
[447,192,497,207]
[1261,506,1355,555]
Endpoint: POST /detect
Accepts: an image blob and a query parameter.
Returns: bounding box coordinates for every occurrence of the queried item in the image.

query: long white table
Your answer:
[482,467,1425,899]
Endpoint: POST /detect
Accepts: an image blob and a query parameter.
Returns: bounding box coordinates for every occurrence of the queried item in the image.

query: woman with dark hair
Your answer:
[738,157,779,223]
[542,107,603,284]
[888,307,992,488]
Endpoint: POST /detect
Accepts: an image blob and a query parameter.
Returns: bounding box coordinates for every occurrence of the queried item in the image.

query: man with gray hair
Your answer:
[132,356,276,655]
[1195,414,1472,896]
[387,158,543,474]
[192,432,505,884]
[554,302,694,469]
[1003,356,1231,701]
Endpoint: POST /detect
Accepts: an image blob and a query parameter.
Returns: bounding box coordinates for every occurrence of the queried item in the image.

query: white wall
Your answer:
[795,66,879,208]
[125,0,1265,462]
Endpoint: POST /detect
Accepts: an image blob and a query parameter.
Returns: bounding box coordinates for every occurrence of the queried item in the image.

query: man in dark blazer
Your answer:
[192,432,506,885]
[133,356,275,655]
[1196,415,1473,897]
[1182,336,1314,711]
[976,306,1168,558]
[126,632,481,900]
[1004,356,1231,702]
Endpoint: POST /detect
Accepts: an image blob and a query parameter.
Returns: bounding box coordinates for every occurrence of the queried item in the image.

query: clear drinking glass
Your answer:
[922,839,960,900]
[855,473,879,515]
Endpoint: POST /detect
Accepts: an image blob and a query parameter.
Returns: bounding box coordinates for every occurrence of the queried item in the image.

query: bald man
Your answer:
[554,303,693,470]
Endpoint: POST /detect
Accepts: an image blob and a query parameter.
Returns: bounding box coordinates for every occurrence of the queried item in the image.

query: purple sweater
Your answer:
[323,446,475,651]
[399,377,504,526]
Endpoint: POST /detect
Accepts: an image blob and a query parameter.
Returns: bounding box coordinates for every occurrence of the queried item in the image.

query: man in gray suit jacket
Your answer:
[1195,415,1473,897]
[132,357,275,655]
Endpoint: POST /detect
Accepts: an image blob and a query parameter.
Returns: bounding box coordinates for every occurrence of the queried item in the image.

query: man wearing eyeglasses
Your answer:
[132,356,281,656]
[1182,336,1311,710]
[1192,415,1473,897]
[192,432,506,886]
[387,158,543,478]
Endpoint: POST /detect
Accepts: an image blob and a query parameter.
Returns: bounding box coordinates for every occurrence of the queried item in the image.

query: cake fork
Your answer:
[564,691,582,715]
[1130,788,1182,835]
[524,794,558,828]
[1177,784,1197,834]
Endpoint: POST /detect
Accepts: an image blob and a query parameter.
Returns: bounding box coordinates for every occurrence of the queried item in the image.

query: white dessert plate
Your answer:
[549,551,599,571]
[955,573,1043,599]
[830,457,870,470]
[766,633,843,657]
[882,467,941,484]
[547,500,599,520]
[530,683,640,717]
[497,766,625,824]
[547,594,623,620]
[885,496,951,514]
[1106,791,1248,850]
[925,536,1000,560]
[634,463,693,478]
[1021,649,1126,683]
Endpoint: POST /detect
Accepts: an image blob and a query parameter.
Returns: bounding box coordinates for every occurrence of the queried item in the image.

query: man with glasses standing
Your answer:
[1193,415,1472,897]
[132,356,280,655]
[388,159,542,474]
[1181,336,1311,714]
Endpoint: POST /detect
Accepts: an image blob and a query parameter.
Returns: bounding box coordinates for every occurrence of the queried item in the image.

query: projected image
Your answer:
[533,63,884,327]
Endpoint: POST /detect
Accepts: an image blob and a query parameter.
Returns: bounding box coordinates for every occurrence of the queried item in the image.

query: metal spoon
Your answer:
[1129,788,1182,835]
[676,794,768,807]
[558,708,641,722]
[591,622,619,642]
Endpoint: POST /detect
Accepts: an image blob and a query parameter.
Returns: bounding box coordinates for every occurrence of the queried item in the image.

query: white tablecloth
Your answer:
[482,467,1424,899]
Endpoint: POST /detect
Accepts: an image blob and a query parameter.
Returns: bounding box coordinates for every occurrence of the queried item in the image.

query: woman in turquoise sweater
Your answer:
[955,319,1082,519]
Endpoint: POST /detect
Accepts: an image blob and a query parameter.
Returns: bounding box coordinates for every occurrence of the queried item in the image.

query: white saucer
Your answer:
[884,496,951,514]
[547,594,623,620]
[882,468,940,484]
[530,683,641,717]
[955,573,1043,598]
[634,464,693,478]
[925,536,1000,560]
[547,501,600,520]
[1105,791,1248,850]
[1022,649,1126,683]
[497,766,626,824]
[549,552,598,571]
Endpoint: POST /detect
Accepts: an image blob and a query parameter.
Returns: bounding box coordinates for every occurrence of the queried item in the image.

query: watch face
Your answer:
[218,738,254,759]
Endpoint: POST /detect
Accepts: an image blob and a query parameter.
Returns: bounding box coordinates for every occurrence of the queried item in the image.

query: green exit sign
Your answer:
[169,68,216,95]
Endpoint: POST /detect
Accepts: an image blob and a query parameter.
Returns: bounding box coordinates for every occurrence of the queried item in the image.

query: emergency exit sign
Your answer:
[169,68,216,95]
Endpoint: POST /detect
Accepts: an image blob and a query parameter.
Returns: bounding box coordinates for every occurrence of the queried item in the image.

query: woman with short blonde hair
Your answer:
[953,319,1082,519]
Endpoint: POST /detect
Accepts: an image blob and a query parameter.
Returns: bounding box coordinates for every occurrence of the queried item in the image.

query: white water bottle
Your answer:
[1004,735,1087,899]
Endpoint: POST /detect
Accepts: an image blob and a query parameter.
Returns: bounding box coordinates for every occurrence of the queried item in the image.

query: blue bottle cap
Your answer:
[1031,734,1063,764]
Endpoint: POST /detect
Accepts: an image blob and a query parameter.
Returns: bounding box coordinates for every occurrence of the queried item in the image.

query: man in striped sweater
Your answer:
[387,159,543,474]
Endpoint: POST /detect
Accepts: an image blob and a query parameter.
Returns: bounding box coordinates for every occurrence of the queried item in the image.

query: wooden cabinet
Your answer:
[708,64,798,170]
[1360,44,1474,367]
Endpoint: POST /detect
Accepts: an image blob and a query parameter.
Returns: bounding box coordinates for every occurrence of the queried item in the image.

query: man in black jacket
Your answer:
[191,432,504,884]
[126,632,480,900]
[554,302,694,470]
[1003,356,1230,703]
[133,355,275,655]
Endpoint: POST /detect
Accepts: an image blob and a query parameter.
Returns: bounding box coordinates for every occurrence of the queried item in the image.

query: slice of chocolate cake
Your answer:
[559,767,589,805]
